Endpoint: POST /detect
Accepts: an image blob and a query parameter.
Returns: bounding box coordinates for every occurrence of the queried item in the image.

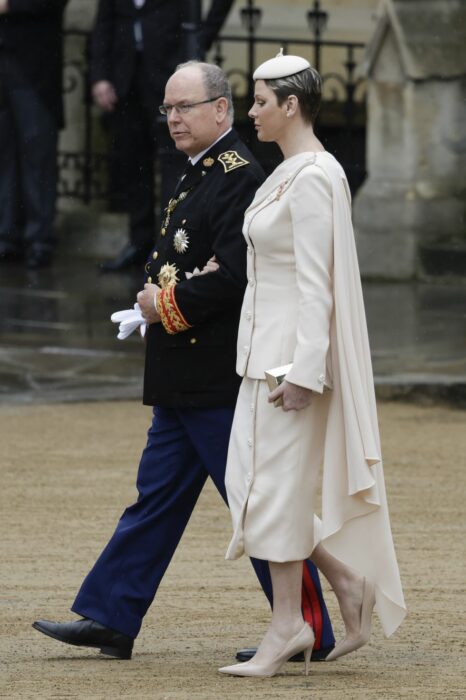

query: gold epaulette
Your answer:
[156,285,192,335]
[218,150,249,173]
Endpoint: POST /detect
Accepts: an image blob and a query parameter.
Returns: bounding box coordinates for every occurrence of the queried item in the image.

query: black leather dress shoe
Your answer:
[32,618,133,659]
[0,247,23,263]
[99,244,149,272]
[235,644,334,663]
[26,250,53,270]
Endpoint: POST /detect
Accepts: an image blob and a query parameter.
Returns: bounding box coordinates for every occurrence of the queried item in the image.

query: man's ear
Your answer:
[215,97,229,123]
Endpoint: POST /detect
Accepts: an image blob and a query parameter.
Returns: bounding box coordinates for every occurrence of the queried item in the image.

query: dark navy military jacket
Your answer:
[143,129,265,408]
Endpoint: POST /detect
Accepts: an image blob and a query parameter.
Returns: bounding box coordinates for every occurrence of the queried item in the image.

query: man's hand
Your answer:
[92,80,118,112]
[137,283,161,325]
[0,1,9,14]
[268,380,313,412]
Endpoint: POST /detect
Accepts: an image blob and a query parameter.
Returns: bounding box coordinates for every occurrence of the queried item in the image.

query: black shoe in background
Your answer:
[32,617,134,659]
[99,244,149,272]
[26,249,53,270]
[0,246,23,263]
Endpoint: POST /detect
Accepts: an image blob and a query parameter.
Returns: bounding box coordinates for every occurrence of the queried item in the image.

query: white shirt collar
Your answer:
[189,128,233,166]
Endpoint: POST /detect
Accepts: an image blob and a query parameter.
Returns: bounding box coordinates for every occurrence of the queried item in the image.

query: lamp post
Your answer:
[306,0,328,72]
[240,0,262,103]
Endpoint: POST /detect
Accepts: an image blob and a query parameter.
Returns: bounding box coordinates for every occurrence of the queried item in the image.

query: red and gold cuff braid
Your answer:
[156,285,192,335]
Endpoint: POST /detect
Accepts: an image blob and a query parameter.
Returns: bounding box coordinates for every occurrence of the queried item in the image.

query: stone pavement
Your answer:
[0,254,465,406]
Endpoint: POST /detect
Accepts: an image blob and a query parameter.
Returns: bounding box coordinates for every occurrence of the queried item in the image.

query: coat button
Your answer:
[190,338,197,344]
[248,277,255,287]
[318,374,325,384]
[245,311,252,321]
[152,251,158,260]
[147,276,152,283]
[247,437,253,447]
[247,246,252,255]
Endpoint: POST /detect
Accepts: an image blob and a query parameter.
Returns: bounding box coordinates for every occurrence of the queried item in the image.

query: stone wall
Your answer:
[354,0,466,279]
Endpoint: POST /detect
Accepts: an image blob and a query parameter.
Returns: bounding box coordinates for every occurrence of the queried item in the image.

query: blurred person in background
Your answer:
[93,0,235,272]
[0,0,68,270]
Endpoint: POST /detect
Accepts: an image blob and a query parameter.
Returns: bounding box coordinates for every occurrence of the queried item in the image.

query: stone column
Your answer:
[353,0,466,279]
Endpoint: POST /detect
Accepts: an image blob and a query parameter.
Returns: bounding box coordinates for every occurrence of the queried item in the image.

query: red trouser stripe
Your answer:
[302,563,323,649]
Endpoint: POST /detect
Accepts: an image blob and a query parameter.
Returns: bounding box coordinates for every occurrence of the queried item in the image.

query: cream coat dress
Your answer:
[225,151,406,638]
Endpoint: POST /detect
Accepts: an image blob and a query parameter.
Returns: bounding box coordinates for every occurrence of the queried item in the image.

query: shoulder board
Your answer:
[218,150,249,173]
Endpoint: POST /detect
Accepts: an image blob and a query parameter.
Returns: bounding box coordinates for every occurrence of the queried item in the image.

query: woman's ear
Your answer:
[285,95,299,118]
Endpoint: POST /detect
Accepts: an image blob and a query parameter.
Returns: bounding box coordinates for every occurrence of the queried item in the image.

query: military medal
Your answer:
[161,188,192,233]
[173,228,189,254]
[158,263,179,289]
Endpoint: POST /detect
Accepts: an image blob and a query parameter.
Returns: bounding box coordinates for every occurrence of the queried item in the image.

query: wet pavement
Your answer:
[1,252,465,406]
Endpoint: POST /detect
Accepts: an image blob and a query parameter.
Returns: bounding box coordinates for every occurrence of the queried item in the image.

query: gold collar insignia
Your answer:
[218,150,249,173]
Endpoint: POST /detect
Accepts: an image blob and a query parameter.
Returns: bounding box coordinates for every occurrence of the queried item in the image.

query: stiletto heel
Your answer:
[304,644,313,676]
[326,578,376,661]
[219,623,315,677]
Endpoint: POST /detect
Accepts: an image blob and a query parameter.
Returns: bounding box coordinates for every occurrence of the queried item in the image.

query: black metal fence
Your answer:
[58,8,367,205]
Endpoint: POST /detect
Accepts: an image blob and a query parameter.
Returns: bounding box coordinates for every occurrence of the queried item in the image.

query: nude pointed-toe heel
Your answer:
[218,623,315,678]
[303,642,313,676]
[325,578,376,662]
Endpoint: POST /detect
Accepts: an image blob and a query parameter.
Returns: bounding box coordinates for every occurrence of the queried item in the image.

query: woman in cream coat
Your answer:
[219,52,406,678]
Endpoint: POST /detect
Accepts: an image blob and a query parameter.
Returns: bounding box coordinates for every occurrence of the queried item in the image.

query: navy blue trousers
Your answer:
[72,407,335,651]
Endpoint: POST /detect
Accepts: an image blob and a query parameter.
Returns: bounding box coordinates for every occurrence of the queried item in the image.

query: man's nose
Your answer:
[168,108,181,125]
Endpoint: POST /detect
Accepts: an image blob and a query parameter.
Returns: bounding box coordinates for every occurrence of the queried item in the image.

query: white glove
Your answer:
[185,267,201,279]
[111,303,147,340]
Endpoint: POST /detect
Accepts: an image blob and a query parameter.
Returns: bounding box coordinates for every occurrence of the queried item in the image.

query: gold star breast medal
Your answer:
[173,228,189,254]
[158,263,179,289]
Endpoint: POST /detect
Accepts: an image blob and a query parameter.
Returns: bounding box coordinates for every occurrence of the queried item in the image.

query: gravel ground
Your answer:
[1,400,465,699]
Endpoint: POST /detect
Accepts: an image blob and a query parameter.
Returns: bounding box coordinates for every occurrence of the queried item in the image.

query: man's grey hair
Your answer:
[176,60,234,120]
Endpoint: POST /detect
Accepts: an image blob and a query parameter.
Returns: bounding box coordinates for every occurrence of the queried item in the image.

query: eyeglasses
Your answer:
[158,96,224,116]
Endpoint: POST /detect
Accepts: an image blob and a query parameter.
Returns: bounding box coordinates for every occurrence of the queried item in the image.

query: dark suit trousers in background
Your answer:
[0,86,58,256]
[112,56,185,252]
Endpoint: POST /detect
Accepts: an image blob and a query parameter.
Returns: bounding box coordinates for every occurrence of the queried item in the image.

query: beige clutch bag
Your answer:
[264,363,292,407]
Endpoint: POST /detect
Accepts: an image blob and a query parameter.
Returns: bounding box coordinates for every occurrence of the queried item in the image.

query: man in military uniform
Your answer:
[33,62,335,661]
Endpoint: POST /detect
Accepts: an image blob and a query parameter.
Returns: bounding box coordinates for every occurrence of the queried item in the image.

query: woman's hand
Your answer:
[200,255,219,275]
[136,283,161,325]
[268,380,313,412]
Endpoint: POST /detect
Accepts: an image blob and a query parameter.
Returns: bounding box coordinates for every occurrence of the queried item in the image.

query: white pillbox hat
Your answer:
[253,48,311,80]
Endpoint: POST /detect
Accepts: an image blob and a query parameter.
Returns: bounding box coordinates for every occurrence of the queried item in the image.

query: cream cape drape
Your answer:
[316,155,406,637]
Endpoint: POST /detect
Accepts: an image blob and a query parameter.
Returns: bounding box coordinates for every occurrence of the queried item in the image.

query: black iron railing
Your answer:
[58,12,367,204]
